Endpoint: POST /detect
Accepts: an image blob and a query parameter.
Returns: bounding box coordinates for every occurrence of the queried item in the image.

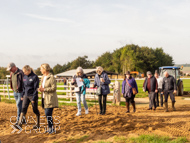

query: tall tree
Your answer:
[120,45,137,74]
[0,67,9,79]
[70,55,94,69]
[94,52,114,72]
[53,64,64,74]
[112,48,123,74]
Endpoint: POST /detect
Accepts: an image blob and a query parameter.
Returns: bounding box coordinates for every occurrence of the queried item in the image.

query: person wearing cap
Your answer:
[94,66,111,115]
[71,67,90,116]
[14,65,40,129]
[7,62,24,124]
[154,71,164,107]
[122,71,138,113]
[143,71,158,110]
[161,71,177,112]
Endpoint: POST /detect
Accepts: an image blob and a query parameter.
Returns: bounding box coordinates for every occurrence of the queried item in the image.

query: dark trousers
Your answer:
[22,96,40,115]
[156,89,163,106]
[155,92,159,106]
[148,92,156,109]
[164,90,176,103]
[45,108,54,128]
[98,95,107,113]
[125,94,135,103]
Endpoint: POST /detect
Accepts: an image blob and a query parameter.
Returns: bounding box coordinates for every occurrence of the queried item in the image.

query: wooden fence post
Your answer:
[113,81,120,105]
[70,83,73,102]
[66,79,69,99]
[3,84,5,98]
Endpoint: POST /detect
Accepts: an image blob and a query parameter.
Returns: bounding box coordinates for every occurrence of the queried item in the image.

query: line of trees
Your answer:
[0,44,174,78]
[0,67,9,79]
[35,44,174,76]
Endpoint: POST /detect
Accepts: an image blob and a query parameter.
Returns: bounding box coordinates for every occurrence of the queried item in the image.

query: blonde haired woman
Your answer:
[71,67,90,116]
[94,66,110,115]
[14,65,40,129]
[38,63,58,134]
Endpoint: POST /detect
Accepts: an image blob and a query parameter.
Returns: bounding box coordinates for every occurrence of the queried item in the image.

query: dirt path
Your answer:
[0,96,190,143]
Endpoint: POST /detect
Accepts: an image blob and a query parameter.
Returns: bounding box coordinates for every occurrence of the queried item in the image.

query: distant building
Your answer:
[55,69,118,79]
[181,67,190,76]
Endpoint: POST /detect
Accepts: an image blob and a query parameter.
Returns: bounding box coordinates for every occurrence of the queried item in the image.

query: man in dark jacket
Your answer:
[162,71,177,112]
[143,71,158,110]
[7,62,24,124]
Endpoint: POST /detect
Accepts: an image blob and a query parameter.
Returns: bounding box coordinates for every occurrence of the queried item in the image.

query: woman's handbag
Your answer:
[126,80,137,95]
[96,86,101,96]
[74,87,80,92]
[132,88,137,95]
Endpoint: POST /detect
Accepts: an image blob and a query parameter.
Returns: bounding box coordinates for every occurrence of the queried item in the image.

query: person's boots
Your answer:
[102,107,106,115]
[126,102,130,113]
[33,114,40,129]
[14,112,25,129]
[172,102,176,111]
[164,102,169,112]
[132,102,136,113]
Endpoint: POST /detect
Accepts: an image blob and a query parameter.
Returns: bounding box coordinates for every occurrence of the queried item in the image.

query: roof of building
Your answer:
[55,68,118,77]
[159,66,180,69]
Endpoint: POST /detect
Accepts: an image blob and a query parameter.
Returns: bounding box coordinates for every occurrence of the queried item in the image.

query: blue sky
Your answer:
[0,0,190,69]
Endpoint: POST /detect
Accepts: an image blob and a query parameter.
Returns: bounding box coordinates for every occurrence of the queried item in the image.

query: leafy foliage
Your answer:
[0,67,9,79]
[0,44,174,77]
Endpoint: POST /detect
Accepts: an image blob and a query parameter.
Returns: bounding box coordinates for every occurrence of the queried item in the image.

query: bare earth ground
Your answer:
[0,96,190,143]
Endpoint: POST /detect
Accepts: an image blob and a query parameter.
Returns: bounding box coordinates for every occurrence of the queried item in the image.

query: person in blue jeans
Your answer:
[7,62,24,124]
[71,67,90,116]
[38,63,58,134]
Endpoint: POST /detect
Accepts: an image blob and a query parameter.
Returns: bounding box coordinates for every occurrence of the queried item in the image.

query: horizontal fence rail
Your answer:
[0,79,120,104]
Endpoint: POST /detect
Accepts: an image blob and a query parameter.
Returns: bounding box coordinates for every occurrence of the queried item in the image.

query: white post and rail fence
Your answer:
[0,76,121,105]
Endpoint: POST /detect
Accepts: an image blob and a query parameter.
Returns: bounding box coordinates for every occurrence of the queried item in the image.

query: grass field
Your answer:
[0,79,189,99]
[117,79,190,98]
[182,79,190,91]
[64,134,188,143]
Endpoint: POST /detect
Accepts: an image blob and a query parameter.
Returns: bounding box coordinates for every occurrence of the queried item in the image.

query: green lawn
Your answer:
[111,135,188,143]
[0,79,189,99]
[117,79,190,98]
[182,79,190,91]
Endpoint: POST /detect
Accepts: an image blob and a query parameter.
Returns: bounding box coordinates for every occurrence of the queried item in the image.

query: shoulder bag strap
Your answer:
[126,79,132,88]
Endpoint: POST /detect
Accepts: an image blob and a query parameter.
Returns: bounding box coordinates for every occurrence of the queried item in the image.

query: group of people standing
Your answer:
[143,70,177,112]
[8,63,111,134]
[7,62,58,134]
[71,66,111,116]
[7,62,177,134]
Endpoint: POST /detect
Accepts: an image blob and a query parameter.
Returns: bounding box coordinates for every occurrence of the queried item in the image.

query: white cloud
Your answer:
[37,2,57,8]
[23,13,75,23]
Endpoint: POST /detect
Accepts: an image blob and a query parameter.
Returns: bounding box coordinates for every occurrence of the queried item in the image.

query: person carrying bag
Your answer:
[71,67,90,116]
[122,71,138,113]
[94,66,110,115]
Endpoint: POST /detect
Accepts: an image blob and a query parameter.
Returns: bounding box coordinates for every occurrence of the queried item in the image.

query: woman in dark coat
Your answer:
[14,65,40,129]
[94,66,111,115]
[122,71,138,113]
